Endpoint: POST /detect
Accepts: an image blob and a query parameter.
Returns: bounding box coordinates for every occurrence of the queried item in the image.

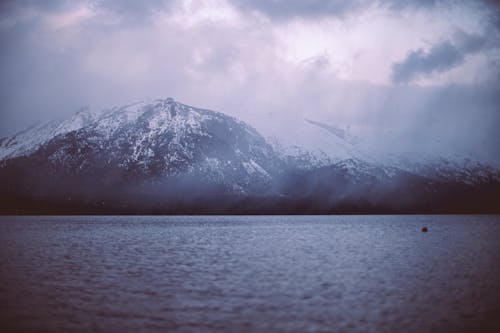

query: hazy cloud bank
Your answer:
[0,0,499,165]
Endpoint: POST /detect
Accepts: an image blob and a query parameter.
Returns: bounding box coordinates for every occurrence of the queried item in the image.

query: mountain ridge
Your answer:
[1,97,499,214]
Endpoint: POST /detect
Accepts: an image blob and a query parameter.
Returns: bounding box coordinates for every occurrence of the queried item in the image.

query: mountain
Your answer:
[0,98,284,211]
[278,157,500,213]
[1,98,499,214]
[0,106,98,161]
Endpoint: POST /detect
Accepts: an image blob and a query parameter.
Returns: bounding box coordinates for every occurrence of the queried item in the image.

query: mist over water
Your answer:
[1,215,500,332]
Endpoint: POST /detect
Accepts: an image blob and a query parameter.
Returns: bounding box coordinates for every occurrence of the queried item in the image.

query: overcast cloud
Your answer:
[0,0,499,165]
[391,30,491,83]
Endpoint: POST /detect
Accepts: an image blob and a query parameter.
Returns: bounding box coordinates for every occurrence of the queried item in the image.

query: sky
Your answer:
[1,0,499,164]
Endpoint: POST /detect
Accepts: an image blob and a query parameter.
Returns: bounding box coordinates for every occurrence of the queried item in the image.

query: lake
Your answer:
[1,215,499,332]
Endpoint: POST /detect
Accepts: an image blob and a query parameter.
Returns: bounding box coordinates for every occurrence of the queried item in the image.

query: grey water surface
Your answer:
[1,215,499,333]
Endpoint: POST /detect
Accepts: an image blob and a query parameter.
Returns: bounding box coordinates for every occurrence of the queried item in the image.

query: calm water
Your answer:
[1,215,499,333]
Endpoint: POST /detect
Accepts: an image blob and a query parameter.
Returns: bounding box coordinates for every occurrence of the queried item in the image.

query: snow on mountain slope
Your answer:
[0,98,281,194]
[267,116,500,188]
[1,97,499,214]
[268,117,382,171]
[0,106,100,161]
[1,98,498,195]
[267,137,333,169]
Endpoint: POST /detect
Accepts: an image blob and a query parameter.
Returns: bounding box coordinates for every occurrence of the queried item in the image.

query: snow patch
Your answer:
[242,159,270,179]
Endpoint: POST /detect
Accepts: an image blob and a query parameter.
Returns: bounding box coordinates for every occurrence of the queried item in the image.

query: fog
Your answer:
[1,0,499,165]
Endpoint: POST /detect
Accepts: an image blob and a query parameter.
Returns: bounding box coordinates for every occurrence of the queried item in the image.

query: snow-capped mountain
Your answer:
[0,97,498,213]
[0,106,99,161]
[267,118,374,165]
[0,98,281,195]
[270,117,500,185]
[267,137,334,169]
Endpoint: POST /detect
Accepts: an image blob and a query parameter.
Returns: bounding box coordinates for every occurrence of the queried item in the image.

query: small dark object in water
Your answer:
[421,227,428,232]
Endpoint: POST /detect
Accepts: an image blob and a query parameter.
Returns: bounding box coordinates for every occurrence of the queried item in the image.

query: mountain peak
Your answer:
[0,97,280,195]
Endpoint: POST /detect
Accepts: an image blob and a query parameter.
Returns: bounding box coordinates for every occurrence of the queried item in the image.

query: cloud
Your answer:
[0,0,499,166]
[454,30,488,53]
[89,0,176,22]
[231,0,369,20]
[0,0,66,12]
[0,0,176,24]
[392,42,463,83]
[391,31,489,83]
[230,0,454,21]
[382,0,439,11]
